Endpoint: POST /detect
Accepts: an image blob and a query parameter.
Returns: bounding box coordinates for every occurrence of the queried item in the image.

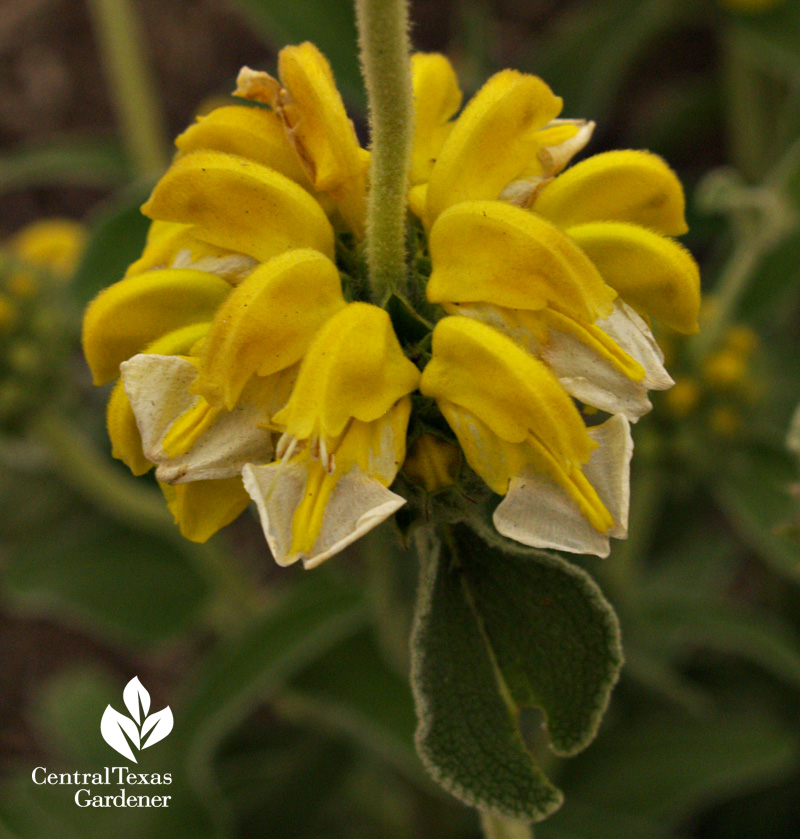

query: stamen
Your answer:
[319,436,330,471]
[276,430,294,460]
[281,435,299,463]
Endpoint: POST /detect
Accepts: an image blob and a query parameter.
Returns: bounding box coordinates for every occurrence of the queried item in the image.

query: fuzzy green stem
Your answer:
[479,812,534,839]
[86,0,170,177]
[355,0,414,302]
[689,229,761,363]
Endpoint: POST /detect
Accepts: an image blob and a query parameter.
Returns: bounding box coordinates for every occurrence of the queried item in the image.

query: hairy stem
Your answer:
[480,812,534,839]
[355,0,414,302]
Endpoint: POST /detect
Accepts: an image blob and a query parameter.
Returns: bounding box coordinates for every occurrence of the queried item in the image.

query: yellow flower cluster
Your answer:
[2,219,86,424]
[82,43,700,565]
[663,321,760,438]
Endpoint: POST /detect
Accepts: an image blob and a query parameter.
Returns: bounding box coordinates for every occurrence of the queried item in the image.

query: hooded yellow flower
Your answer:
[82,43,699,563]
[413,54,700,555]
[82,43,401,553]
[242,303,419,568]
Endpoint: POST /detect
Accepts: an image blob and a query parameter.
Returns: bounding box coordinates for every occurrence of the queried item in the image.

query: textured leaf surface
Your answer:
[411,526,623,821]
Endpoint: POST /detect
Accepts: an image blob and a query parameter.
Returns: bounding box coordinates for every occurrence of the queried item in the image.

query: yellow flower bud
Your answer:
[404,433,461,492]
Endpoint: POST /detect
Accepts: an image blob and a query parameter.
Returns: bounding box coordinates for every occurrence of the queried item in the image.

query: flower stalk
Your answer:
[355,0,414,302]
[479,812,534,839]
[86,0,170,177]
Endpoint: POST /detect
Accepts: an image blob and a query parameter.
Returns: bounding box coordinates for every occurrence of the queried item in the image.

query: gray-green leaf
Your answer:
[410,526,623,822]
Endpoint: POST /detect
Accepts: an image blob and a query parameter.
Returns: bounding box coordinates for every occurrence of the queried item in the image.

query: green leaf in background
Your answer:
[722,3,800,179]
[216,719,360,839]
[71,181,154,305]
[281,627,425,787]
[711,444,800,581]
[411,525,623,821]
[3,514,208,645]
[0,137,128,192]
[230,0,365,111]
[625,519,800,692]
[170,572,367,832]
[537,700,796,839]
[530,0,679,123]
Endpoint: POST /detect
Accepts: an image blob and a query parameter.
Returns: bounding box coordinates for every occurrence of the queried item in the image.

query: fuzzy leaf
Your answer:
[411,525,622,821]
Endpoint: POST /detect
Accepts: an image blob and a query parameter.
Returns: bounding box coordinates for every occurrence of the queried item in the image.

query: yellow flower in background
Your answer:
[82,42,700,562]
[2,218,87,426]
[659,318,761,438]
[6,219,87,298]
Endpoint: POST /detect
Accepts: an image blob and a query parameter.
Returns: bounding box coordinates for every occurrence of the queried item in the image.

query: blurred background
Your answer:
[2,0,800,837]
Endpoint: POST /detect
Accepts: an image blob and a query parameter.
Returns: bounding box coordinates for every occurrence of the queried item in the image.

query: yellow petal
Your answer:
[333,397,413,485]
[420,316,593,465]
[107,380,152,476]
[82,268,230,385]
[242,460,406,568]
[125,222,255,282]
[194,249,345,410]
[538,307,645,381]
[284,398,411,556]
[410,53,462,186]
[438,393,612,535]
[273,303,420,440]
[532,150,688,236]
[428,200,616,322]
[567,221,701,333]
[275,43,367,237]
[145,322,211,355]
[408,183,428,220]
[141,150,335,262]
[426,70,563,223]
[175,104,311,185]
[494,415,632,556]
[106,323,212,477]
[160,477,251,543]
[145,219,183,244]
[436,402,524,495]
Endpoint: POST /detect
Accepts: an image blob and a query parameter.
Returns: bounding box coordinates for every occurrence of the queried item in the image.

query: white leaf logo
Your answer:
[101,677,173,762]
[123,676,150,723]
